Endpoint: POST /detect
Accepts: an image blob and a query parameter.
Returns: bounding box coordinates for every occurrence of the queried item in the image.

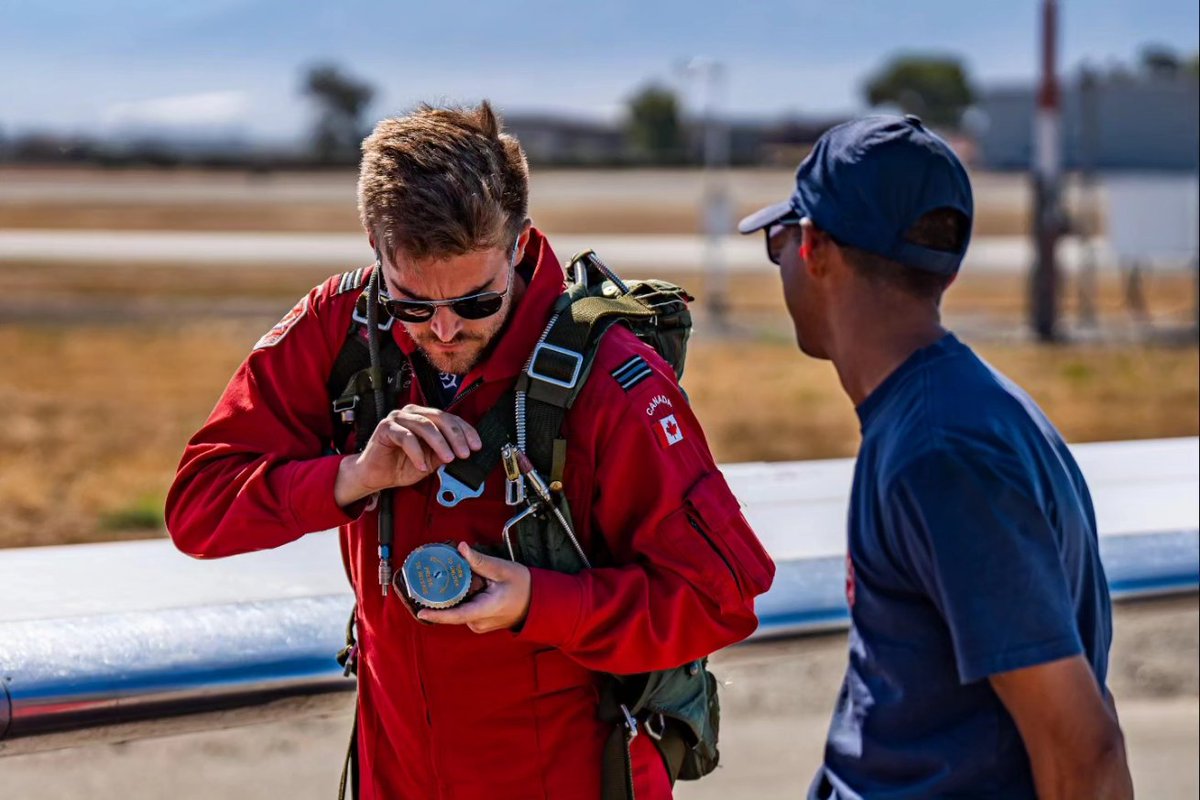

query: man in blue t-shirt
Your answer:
[738,116,1133,799]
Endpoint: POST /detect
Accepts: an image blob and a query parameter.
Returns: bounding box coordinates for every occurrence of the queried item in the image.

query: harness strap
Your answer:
[328,328,408,455]
[439,393,515,491]
[599,684,638,800]
[598,679,692,799]
[517,294,656,409]
[337,708,359,800]
[335,606,359,800]
[523,396,565,486]
[440,290,658,491]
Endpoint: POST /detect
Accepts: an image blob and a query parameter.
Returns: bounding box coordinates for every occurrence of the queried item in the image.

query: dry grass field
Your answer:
[0,257,1195,549]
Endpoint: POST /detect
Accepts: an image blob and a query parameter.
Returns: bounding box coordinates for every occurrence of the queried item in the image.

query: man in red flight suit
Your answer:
[166,102,775,799]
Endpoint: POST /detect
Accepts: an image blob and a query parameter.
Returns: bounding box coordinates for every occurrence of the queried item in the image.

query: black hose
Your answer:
[367,257,394,593]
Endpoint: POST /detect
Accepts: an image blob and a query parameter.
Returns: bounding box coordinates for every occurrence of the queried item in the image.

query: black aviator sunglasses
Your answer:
[377,240,520,323]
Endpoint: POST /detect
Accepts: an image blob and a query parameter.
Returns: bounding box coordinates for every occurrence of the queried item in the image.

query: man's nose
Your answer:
[429,306,462,342]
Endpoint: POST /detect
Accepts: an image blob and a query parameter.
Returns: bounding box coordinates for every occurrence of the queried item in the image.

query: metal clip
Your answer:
[619,704,639,740]
[644,712,667,741]
[378,557,392,597]
[502,505,539,561]
[333,395,358,424]
[435,466,484,507]
[505,478,526,506]
[501,444,526,506]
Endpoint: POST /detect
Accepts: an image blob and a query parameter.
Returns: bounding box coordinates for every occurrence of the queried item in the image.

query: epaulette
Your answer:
[335,267,369,296]
[610,354,653,392]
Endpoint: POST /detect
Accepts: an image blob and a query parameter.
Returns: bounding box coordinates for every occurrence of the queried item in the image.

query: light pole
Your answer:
[1031,0,1064,342]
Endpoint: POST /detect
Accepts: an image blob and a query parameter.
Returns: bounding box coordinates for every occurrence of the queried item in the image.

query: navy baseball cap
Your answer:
[738,115,973,276]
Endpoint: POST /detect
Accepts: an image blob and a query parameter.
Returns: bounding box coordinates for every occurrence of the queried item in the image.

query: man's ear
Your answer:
[514,218,534,264]
[799,219,828,277]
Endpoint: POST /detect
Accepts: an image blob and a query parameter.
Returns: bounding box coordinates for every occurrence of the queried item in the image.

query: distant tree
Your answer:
[1139,44,1182,78]
[625,84,686,164]
[302,63,375,165]
[863,55,974,128]
[1188,52,1200,79]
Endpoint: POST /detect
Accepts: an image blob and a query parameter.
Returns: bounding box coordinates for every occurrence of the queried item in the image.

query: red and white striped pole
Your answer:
[1031,0,1063,341]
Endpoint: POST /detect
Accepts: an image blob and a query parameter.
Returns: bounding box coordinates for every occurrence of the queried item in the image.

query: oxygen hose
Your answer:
[367,259,394,595]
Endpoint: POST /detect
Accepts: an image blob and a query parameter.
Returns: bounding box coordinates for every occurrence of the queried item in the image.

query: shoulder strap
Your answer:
[440,289,652,493]
[517,291,658,479]
[516,291,657,410]
[327,279,406,454]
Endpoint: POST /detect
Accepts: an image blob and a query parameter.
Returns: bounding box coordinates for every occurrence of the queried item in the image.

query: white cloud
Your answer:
[101,90,250,134]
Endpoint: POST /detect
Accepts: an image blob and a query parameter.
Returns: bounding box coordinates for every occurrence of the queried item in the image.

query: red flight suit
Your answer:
[166,229,775,799]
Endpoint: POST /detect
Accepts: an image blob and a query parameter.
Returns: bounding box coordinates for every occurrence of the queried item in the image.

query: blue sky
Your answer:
[1,0,1197,141]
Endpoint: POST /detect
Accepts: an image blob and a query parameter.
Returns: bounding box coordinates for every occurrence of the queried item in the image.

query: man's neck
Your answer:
[825,299,946,407]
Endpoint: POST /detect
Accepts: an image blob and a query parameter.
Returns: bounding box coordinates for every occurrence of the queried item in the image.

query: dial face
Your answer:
[400,543,472,609]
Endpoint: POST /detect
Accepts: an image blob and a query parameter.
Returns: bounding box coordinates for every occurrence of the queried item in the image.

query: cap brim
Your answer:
[737,200,796,234]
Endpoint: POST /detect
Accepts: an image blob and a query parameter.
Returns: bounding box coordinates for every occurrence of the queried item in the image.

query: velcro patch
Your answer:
[611,355,653,391]
[254,296,308,349]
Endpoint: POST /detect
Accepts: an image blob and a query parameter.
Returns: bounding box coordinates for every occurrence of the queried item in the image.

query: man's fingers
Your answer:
[390,406,481,462]
[418,593,496,626]
[463,422,482,451]
[383,423,431,472]
[424,411,482,460]
[458,542,509,580]
[392,410,455,464]
[418,606,466,625]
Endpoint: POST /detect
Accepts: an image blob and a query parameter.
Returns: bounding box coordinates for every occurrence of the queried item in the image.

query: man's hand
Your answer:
[417,543,532,633]
[334,405,481,507]
[990,654,1133,800]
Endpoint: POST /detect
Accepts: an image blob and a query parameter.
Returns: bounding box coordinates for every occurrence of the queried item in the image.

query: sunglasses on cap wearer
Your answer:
[764,217,803,266]
[377,239,521,323]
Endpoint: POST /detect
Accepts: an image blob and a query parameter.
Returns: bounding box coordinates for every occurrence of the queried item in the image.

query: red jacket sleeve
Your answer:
[165,278,358,559]
[515,333,775,674]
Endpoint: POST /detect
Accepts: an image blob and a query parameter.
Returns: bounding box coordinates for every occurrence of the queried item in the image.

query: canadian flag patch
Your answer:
[654,414,684,447]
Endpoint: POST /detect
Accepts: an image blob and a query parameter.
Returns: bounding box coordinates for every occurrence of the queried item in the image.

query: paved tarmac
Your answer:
[2,597,1195,799]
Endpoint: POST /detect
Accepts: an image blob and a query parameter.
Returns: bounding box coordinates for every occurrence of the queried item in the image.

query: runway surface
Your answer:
[1,597,1195,799]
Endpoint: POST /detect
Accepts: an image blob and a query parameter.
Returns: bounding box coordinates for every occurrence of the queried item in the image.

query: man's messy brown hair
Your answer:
[357,101,529,262]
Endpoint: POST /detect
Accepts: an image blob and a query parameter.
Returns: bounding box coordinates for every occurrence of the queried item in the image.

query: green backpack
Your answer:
[332,250,720,800]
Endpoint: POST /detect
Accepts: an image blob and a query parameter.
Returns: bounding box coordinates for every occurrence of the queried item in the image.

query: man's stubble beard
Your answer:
[415,334,486,374]
[410,296,515,375]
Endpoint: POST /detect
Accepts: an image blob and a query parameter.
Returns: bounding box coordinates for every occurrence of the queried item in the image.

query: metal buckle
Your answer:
[435,466,485,507]
[644,712,667,741]
[619,704,639,740]
[527,343,583,390]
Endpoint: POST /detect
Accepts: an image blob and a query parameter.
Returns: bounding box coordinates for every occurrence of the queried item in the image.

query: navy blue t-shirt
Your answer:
[811,333,1113,800]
